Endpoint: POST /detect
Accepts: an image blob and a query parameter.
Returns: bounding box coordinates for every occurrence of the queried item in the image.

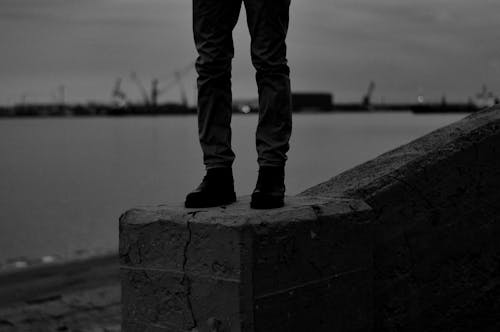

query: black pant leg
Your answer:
[244,0,292,167]
[193,0,243,169]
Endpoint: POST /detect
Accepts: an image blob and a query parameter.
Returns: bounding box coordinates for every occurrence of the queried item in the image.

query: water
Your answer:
[0,112,463,263]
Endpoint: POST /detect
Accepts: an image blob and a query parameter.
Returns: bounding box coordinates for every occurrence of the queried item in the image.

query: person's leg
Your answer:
[193,0,242,169]
[244,0,292,168]
[186,0,242,208]
[244,0,292,208]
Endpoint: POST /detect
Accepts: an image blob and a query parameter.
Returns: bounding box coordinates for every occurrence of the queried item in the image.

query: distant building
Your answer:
[292,92,333,111]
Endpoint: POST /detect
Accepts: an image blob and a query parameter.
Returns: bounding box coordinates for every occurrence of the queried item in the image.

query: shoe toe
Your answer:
[185,190,236,208]
[184,191,202,208]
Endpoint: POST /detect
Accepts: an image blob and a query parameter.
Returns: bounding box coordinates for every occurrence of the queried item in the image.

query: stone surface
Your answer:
[302,105,500,200]
[120,196,374,331]
[303,105,500,331]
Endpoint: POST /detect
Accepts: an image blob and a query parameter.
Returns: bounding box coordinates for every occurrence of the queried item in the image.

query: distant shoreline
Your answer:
[0,102,485,118]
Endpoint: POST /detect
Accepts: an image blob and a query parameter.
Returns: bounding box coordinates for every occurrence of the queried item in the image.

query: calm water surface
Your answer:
[0,112,463,262]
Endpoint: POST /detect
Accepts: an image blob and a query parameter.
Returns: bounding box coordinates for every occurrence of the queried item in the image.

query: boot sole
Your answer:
[250,196,284,209]
[184,192,237,208]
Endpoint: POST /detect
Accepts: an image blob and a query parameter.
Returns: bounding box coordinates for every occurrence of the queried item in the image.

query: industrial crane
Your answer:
[111,78,129,106]
[155,62,195,107]
[128,62,195,107]
[130,72,151,105]
[362,81,376,108]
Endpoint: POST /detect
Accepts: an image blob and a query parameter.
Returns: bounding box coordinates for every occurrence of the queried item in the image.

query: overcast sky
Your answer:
[0,0,499,105]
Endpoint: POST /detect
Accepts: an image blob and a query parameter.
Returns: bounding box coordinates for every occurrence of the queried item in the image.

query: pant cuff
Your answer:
[205,163,233,170]
[257,161,286,168]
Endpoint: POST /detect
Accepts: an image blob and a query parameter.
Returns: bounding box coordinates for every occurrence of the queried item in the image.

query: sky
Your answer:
[0,0,499,105]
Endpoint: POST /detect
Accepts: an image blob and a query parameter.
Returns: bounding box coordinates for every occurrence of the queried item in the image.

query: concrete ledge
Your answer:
[121,106,500,331]
[304,105,500,331]
[120,196,374,331]
[303,106,500,200]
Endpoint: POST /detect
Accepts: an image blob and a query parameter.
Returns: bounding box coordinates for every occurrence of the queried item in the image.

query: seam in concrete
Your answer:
[0,319,15,327]
[254,267,369,301]
[181,220,198,330]
[120,266,241,283]
[186,210,207,218]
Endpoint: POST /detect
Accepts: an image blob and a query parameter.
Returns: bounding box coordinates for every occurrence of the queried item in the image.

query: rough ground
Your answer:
[0,255,120,332]
[0,285,120,332]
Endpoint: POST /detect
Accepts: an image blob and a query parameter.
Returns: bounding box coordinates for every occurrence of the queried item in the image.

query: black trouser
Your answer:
[193,0,292,169]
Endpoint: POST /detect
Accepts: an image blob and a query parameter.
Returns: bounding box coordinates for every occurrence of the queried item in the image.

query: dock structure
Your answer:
[120,106,500,331]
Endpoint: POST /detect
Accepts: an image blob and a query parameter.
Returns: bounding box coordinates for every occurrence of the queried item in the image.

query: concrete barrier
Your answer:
[120,106,500,331]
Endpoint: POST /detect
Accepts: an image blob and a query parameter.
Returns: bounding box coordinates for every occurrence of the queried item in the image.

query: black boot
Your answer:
[185,167,236,208]
[250,166,285,209]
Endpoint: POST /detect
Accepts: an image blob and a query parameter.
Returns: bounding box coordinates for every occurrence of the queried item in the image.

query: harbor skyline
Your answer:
[1,0,499,105]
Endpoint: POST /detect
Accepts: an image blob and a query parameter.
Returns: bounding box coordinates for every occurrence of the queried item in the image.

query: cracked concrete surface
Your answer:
[120,195,374,331]
[181,220,198,330]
